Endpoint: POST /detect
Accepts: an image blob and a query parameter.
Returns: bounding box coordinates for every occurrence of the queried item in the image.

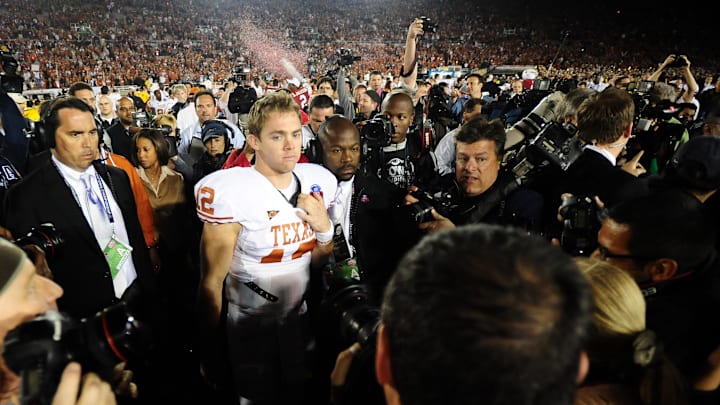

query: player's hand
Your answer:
[296,192,332,233]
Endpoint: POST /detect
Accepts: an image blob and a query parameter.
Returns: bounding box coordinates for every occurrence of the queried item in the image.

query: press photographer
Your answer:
[627,81,689,174]
[403,117,544,233]
[307,115,408,405]
[227,62,258,117]
[0,237,118,405]
[0,45,23,95]
[556,87,647,212]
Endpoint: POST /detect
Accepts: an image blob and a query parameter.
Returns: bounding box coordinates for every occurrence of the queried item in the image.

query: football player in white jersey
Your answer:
[195,90,336,403]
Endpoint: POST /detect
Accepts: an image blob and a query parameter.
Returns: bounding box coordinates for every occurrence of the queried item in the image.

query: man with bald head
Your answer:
[311,115,411,402]
[315,115,409,303]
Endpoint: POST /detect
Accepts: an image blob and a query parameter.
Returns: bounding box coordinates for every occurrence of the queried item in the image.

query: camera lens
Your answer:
[406,201,435,224]
[13,223,64,260]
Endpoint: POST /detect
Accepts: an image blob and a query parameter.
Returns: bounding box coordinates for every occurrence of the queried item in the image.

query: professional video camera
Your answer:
[419,16,437,34]
[231,63,250,83]
[13,223,64,261]
[336,48,361,68]
[628,85,685,170]
[505,120,583,185]
[131,111,150,128]
[129,122,178,158]
[3,302,151,405]
[427,84,458,129]
[0,45,23,94]
[558,194,603,256]
[228,85,257,115]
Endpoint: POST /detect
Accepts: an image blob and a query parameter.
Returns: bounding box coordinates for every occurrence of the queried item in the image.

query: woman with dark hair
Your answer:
[132,128,195,326]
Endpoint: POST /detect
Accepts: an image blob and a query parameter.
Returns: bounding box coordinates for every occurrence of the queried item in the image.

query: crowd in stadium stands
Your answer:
[2,0,720,89]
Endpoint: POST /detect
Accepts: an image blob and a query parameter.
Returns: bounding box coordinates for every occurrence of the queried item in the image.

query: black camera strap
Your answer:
[465,173,519,224]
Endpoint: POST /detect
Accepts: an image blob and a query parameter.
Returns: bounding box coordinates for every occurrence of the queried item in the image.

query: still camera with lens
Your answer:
[3,303,150,405]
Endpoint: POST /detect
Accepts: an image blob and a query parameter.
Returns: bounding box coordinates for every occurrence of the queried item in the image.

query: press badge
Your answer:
[103,235,133,279]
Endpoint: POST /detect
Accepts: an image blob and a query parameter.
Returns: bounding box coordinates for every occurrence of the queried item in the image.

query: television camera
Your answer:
[0,45,23,94]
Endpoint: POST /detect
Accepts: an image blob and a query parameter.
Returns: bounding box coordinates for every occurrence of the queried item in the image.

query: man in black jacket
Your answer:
[312,114,409,301]
[408,117,545,233]
[0,97,181,404]
[307,115,411,405]
[2,97,156,320]
[591,190,720,380]
[559,87,647,208]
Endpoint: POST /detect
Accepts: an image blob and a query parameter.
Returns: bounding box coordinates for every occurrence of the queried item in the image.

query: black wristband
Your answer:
[400,58,417,78]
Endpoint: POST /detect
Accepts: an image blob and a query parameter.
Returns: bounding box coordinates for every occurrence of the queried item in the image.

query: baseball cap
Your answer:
[0,238,27,295]
[669,136,720,191]
[8,93,27,104]
[364,89,382,105]
[287,78,300,87]
[201,120,228,143]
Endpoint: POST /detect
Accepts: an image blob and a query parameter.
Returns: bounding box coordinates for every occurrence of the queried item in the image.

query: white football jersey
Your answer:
[194,163,337,315]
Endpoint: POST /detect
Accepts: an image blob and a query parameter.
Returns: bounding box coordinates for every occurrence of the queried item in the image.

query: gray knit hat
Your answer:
[0,238,27,295]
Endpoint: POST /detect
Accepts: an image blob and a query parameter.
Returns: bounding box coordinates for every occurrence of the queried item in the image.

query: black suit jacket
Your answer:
[107,123,134,162]
[559,148,647,208]
[2,159,157,319]
[351,172,412,304]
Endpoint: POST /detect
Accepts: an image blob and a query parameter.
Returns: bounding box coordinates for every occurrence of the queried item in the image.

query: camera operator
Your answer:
[0,238,117,405]
[309,115,410,405]
[177,89,244,168]
[628,81,693,175]
[301,95,335,152]
[434,97,484,176]
[369,90,438,191]
[354,89,381,122]
[558,87,647,209]
[0,91,29,203]
[649,54,700,117]
[407,117,544,233]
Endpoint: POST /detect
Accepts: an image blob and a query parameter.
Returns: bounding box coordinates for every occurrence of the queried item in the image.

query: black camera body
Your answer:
[131,111,150,128]
[420,16,437,34]
[506,120,583,185]
[231,63,250,83]
[0,45,23,94]
[558,195,601,256]
[360,115,394,148]
[668,54,689,68]
[228,85,258,114]
[13,223,64,260]
[336,48,361,68]
[3,303,150,405]
[403,188,459,224]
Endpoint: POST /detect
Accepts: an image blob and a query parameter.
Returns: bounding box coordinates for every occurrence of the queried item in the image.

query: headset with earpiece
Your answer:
[33,96,100,152]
